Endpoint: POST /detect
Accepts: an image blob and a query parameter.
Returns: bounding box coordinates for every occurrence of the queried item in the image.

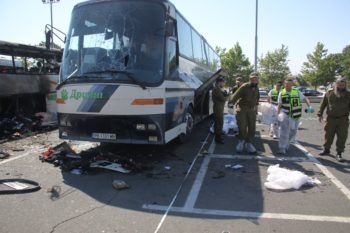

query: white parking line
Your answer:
[143,204,350,223]
[293,141,350,201]
[0,152,32,165]
[145,136,350,225]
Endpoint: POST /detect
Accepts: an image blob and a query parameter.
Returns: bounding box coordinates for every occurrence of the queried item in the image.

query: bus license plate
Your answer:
[92,133,116,140]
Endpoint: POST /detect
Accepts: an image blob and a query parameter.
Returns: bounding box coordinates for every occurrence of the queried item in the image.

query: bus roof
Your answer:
[0,40,62,61]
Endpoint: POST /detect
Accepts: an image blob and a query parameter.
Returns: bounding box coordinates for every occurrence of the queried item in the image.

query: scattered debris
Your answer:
[90,160,131,173]
[0,150,11,159]
[112,180,130,190]
[70,168,82,175]
[0,114,56,142]
[0,178,41,194]
[225,164,243,169]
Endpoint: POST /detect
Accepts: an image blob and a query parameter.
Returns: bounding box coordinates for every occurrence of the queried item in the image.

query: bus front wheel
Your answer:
[177,107,194,143]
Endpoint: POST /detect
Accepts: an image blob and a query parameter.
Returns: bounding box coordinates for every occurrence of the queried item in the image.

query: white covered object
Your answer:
[264,164,321,190]
[258,102,278,125]
[210,114,238,134]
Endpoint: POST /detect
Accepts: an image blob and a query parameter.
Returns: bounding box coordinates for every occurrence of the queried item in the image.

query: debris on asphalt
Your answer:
[0,178,41,194]
[90,160,131,173]
[225,164,243,169]
[112,180,130,190]
[70,168,82,175]
[0,150,11,159]
[0,114,56,142]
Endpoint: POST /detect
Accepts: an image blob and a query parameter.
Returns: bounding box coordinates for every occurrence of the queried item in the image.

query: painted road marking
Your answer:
[293,141,350,201]
[144,204,350,223]
[147,134,350,229]
[0,152,32,165]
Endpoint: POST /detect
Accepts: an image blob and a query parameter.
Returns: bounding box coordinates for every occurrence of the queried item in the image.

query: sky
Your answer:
[1,0,349,74]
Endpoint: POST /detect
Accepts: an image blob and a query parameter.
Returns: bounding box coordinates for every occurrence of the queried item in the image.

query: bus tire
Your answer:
[177,107,194,143]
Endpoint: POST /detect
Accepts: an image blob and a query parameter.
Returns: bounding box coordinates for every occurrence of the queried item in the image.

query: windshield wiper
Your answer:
[56,69,80,89]
[84,70,146,89]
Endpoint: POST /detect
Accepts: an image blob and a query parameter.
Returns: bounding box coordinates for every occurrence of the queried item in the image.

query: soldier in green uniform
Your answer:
[231,77,243,94]
[228,76,243,111]
[212,76,228,144]
[317,77,350,162]
[228,72,259,153]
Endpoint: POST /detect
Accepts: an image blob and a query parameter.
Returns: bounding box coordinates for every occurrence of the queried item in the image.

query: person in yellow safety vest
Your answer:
[267,81,283,139]
[277,77,312,154]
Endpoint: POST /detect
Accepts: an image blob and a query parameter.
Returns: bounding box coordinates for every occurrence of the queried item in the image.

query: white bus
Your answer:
[57,0,225,144]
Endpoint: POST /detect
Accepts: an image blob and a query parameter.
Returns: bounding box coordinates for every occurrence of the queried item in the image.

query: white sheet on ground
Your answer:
[264,164,321,190]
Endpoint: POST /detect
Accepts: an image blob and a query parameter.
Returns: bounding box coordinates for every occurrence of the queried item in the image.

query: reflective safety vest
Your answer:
[270,88,279,105]
[280,88,302,118]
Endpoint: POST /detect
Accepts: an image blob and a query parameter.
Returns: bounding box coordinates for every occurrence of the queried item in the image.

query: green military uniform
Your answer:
[229,83,259,143]
[317,89,350,154]
[212,85,227,142]
[231,85,240,95]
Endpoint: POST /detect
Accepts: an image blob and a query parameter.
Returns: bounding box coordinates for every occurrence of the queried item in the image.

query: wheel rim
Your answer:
[186,112,194,134]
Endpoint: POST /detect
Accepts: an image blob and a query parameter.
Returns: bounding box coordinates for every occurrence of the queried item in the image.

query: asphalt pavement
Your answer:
[0,102,349,233]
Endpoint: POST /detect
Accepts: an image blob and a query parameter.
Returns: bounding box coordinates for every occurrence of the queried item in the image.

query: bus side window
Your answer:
[166,38,177,79]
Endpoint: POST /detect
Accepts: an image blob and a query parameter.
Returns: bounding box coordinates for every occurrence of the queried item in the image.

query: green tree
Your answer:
[259,44,290,88]
[301,42,334,89]
[219,43,253,88]
[340,45,350,82]
[325,53,343,80]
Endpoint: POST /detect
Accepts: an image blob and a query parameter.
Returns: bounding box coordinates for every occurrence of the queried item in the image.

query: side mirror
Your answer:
[165,21,175,37]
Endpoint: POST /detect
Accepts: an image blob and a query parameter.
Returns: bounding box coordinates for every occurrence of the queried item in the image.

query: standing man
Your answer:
[231,77,243,94]
[229,72,260,153]
[228,77,244,111]
[212,76,228,144]
[317,77,350,162]
[277,77,312,154]
[267,81,283,139]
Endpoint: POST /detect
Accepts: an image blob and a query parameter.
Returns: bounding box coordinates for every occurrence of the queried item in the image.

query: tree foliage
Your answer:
[301,42,336,88]
[340,45,350,83]
[218,43,253,88]
[258,44,290,88]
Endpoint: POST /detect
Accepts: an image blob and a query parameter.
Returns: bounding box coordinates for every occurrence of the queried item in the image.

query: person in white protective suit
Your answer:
[277,77,313,154]
[267,81,283,139]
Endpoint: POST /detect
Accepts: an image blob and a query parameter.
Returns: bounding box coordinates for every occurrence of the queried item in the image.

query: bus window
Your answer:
[177,14,193,59]
[166,38,177,79]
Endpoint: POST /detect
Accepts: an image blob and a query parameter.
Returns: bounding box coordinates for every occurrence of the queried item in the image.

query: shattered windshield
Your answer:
[60,1,165,86]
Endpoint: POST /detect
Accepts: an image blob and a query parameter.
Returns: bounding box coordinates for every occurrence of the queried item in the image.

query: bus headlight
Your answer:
[148,124,157,130]
[136,124,146,130]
